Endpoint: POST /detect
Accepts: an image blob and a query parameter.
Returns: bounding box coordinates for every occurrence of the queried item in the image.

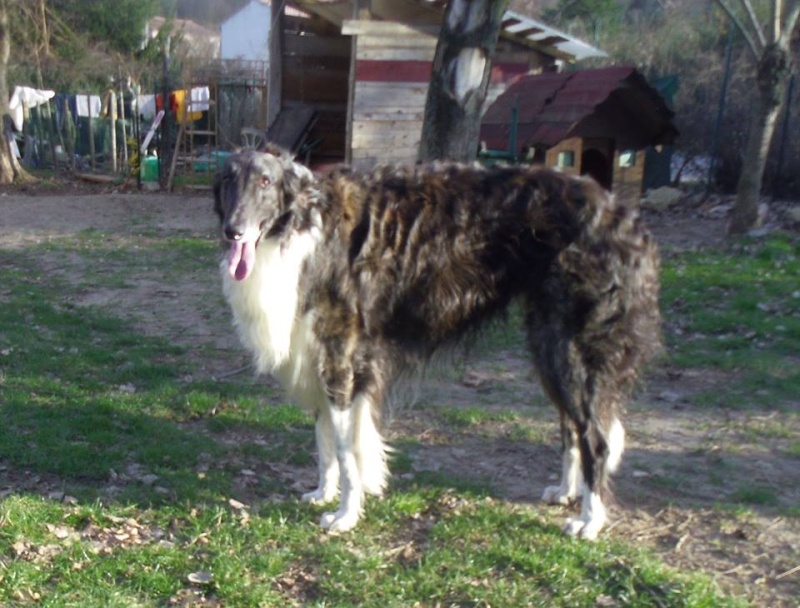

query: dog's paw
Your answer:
[320,509,360,533]
[562,516,602,541]
[542,485,579,505]
[302,487,337,505]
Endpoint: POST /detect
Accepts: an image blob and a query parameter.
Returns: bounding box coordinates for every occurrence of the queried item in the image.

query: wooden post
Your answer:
[119,81,128,167]
[267,0,283,129]
[88,96,96,170]
[22,104,34,165]
[50,97,67,166]
[63,104,76,171]
[166,123,184,191]
[344,0,369,165]
[109,90,118,173]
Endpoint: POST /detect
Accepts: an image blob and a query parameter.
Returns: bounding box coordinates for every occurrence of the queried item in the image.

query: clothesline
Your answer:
[137,87,211,120]
[8,85,212,132]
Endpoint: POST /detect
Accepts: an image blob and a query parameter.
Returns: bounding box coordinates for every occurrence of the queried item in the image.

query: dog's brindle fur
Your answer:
[214,148,661,538]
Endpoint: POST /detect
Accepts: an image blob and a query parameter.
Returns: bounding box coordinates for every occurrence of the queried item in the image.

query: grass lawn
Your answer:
[1,219,797,606]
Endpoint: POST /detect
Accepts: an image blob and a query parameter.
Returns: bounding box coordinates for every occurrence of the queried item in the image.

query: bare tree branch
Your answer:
[39,0,49,56]
[780,0,800,45]
[772,0,783,42]
[715,0,762,59]
[737,0,767,46]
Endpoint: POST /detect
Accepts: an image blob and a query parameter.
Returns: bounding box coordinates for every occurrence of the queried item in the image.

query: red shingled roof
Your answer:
[481,66,677,153]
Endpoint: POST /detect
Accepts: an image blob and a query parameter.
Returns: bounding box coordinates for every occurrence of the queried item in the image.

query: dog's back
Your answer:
[308,163,659,371]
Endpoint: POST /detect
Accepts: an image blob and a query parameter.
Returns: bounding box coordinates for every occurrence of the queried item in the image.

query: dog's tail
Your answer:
[562,179,663,394]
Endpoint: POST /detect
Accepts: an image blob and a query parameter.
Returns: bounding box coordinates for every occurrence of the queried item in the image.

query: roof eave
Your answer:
[500,10,607,63]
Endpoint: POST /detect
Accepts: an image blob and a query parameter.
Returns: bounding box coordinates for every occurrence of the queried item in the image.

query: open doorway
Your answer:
[581,147,613,190]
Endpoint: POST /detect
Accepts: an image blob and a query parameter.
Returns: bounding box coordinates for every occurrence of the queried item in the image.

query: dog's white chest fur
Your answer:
[221,232,324,410]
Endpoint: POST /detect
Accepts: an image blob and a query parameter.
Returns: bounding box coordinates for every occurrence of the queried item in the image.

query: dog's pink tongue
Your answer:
[227,240,256,281]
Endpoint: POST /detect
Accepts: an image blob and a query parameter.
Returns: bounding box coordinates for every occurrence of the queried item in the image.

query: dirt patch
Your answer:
[0,185,798,606]
[0,188,216,247]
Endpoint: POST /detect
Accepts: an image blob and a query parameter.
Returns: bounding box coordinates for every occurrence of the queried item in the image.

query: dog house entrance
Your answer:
[581,147,613,190]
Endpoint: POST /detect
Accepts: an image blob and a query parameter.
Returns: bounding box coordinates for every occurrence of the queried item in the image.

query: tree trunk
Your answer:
[729,42,791,234]
[0,0,33,184]
[418,0,509,162]
[0,0,15,183]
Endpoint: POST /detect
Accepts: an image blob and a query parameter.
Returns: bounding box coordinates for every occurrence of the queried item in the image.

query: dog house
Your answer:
[480,66,678,205]
[269,1,605,168]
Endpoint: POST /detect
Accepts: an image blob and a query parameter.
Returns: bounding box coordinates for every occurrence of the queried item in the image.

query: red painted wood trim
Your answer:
[356,60,433,83]
[356,59,529,85]
[489,63,529,85]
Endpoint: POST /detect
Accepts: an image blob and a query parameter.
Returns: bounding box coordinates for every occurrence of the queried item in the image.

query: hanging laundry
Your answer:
[137,94,156,120]
[3,119,20,158]
[53,94,68,131]
[8,86,55,131]
[172,90,203,124]
[76,95,89,117]
[155,92,179,114]
[67,96,78,126]
[149,90,205,124]
[189,86,210,113]
[90,95,102,117]
[75,94,103,118]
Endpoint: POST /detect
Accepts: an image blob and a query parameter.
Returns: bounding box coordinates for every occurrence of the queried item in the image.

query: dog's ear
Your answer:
[281,158,315,201]
[263,141,285,157]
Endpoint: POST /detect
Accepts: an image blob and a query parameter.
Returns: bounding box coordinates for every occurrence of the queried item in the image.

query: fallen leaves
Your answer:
[45,523,74,540]
[11,538,63,563]
[9,511,173,566]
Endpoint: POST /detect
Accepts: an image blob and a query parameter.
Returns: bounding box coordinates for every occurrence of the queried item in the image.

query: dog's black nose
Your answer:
[224,226,243,241]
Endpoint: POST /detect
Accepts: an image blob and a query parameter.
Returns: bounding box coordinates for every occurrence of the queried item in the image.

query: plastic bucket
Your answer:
[141,156,159,182]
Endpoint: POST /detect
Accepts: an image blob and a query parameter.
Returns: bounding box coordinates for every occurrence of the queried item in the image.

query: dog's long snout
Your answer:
[223,225,243,241]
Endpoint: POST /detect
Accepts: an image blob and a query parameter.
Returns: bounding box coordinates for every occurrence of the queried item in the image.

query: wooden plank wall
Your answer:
[545,138,646,205]
[545,138,583,178]
[349,25,437,168]
[613,149,646,206]
[346,20,534,168]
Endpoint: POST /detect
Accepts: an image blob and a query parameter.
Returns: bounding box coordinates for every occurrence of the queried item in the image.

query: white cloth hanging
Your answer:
[137,94,156,119]
[189,86,210,112]
[8,86,56,131]
[75,94,103,118]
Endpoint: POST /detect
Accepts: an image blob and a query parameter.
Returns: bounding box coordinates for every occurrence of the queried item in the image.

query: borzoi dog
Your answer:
[214,147,661,539]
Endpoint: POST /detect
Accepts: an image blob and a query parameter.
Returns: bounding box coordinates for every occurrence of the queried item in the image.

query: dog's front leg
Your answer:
[302,407,340,505]
[542,419,583,505]
[319,404,363,533]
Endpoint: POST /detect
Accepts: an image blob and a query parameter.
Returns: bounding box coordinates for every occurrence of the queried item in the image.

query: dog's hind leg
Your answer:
[542,411,583,505]
[561,385,624,540]
[354,393,390,498]
[543,400,626,539]
[319,400,364,533]
[560,410,620,541]
[302,407,340,505]
[528,316,620,540]
[318,391,389,533]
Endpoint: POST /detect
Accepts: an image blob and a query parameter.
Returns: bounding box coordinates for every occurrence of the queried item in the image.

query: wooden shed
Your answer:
[271,0,605,168]
[480,66,678,205]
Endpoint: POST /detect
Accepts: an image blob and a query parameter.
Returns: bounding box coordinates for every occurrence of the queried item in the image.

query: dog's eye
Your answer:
[260,175,271,188]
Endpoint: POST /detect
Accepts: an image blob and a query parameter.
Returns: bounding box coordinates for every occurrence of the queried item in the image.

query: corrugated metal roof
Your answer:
[481,66,677,152]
